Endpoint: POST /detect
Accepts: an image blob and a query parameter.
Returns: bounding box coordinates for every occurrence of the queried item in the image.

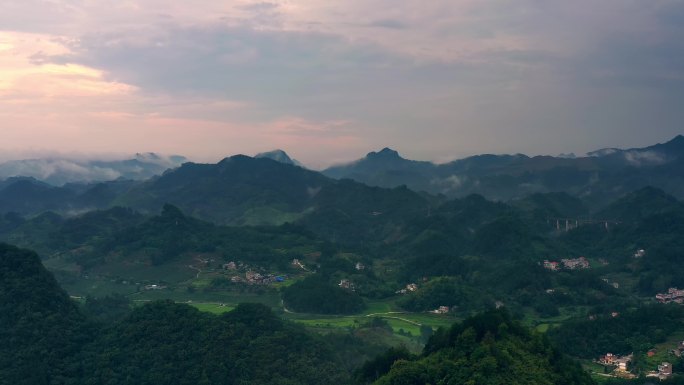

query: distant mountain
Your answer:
[0,177,137,215]
[255,149,303,167]
[323,135,684,204]
[323,147,435,191]
[116,155,332,225]
[116,155,431,242]
[596,186,683,222]
[0,153,187,185]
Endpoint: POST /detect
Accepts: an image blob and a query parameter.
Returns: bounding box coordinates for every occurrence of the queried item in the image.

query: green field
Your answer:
[282,298,458,337]
[189,303,236,314]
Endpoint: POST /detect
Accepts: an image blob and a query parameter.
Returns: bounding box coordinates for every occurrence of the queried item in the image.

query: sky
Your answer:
[1,1,683,168]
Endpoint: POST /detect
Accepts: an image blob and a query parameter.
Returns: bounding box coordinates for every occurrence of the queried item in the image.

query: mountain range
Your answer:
[322,135,684,204]
[0,135,683,224]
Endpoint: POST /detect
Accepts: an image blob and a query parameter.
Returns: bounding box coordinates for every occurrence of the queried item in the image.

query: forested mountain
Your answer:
[0,243,93,385]
[2,136,683,222]
[0,243,352,385]
[323,135,684,204]
[366,309,594,385]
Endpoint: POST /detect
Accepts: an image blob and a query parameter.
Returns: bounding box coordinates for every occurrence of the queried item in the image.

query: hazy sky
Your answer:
[1,1,683,168]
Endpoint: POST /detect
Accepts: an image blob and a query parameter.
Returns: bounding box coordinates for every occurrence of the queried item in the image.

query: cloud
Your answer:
[367,19,409,30]
[0,0,683,167]
[623,150,669,167]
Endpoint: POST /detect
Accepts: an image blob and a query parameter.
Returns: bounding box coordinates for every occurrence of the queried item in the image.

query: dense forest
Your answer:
[0,244,350,385]
[365,309,594,385]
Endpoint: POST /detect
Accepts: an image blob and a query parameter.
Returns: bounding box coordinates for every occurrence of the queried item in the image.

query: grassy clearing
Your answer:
[131,289,282,307]
[190,303,236,315]
[61,278,138,297]
[522,305,588,333]
[644,329,684,370]
[284,307,457,338]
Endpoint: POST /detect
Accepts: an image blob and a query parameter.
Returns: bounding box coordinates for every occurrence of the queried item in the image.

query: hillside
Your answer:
[0,243,93,385]
[323,135,684,204]
[0,243,356,384]
[366,309,594,385]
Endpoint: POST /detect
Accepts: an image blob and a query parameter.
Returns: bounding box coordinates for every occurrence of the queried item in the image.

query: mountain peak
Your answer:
[255,149,302,167]
[660,134,684,150]
[367,147,401,160]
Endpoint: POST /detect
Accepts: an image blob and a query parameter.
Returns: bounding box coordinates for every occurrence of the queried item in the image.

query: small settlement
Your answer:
[598,353,635,379]
[656,287,684,304]
[543,256,590,271]
[598,347,680,380]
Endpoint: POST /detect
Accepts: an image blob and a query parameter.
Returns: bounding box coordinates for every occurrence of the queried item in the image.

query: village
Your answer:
[220,260,288,285]
[595,341,684,381]
[656,287,684,304]
[542,256,590,271]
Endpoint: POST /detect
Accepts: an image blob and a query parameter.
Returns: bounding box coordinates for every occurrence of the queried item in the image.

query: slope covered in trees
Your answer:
[368,309,594,385]
[0,244,354,385]
[0,243,93,385]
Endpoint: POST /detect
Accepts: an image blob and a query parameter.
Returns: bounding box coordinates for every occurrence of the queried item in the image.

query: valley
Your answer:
[3,136,684,384]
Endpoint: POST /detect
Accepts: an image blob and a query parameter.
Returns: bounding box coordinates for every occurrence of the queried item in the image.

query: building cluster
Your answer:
[561,256,590,269]
[656,288,684,304]
[599,353,633,372]
[338,279,355,291]
[543,257,590,271]
[647,362,673,380]
[230,271,285,285]
[670,341,684,357]
[291,258,309,271]
[395,283,419,295]
[431,306,451,314]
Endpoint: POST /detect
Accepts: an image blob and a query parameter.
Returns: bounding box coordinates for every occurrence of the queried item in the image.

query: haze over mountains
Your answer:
[0,153,187,186]
[323,135,684,203]
[0,136,682,221]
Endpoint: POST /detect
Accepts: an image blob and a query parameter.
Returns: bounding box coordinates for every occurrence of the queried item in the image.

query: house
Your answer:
[561,256,590,270]
[431,306,450,314]
[223,261,237,270]
[406,283,418,292]
[339,279,355,290]
[599,353,632,371]
[599,353,616,365]
[614,355,633,372]
[543,260,560,271]
[659,362,673,378]
[647,349,657,357]
[655,287,684,304]
[355,262,365,271]
[634,249,646,258]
